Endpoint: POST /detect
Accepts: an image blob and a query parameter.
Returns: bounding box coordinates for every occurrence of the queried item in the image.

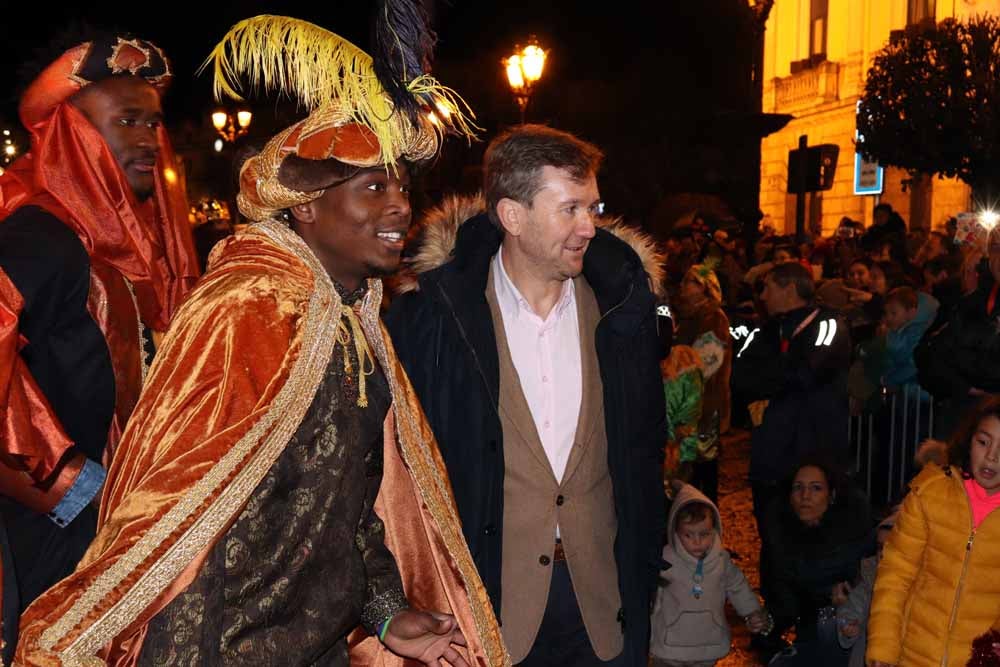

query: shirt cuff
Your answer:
[47,458,105,527]
[360,586,408,635]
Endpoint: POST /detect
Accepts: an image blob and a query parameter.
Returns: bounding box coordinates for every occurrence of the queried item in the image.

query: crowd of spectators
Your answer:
[658,203,1000,667]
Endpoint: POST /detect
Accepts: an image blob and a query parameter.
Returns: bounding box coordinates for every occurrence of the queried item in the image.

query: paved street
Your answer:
[716,429,764,667]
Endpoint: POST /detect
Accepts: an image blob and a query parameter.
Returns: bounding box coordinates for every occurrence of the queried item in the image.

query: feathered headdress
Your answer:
[202,5,478,221]
[202,8,476,169]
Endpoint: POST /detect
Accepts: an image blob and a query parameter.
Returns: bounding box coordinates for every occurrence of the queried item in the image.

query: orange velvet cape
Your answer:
[13,220,509,667]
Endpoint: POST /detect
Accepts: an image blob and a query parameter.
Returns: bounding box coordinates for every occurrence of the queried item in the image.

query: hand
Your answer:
[840,619,860,638]
[748,400,770,427]
[831,581,852,606]
[382,609,469,667]
[746,610,766,633]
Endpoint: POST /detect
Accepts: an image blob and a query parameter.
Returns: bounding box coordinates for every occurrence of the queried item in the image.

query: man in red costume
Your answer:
[14,13,507,667]
[0,30,199,663]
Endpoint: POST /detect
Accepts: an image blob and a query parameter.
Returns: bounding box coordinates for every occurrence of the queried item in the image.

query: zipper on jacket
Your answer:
[942,487,976,667]
[436,283,502,418]
[597,282,635,331]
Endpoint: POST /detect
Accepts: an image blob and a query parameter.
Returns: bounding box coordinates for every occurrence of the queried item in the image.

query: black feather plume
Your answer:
[372,0,437,121]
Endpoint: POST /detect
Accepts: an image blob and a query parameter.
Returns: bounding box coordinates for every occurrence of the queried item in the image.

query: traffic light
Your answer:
[787,144,840,193]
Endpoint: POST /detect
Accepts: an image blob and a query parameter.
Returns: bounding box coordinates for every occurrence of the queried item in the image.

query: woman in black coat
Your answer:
[762,457,874,667]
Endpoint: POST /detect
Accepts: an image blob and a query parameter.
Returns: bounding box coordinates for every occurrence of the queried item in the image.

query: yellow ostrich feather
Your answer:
[201,15,476,166]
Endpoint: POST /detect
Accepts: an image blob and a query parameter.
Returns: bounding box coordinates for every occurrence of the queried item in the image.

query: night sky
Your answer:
[0,1,762,228]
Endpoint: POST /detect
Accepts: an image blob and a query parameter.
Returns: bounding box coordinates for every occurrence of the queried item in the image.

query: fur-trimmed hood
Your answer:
[392,192,666,298]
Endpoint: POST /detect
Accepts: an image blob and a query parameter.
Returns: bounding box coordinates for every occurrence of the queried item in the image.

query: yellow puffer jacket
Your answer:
[867,464,1000,667]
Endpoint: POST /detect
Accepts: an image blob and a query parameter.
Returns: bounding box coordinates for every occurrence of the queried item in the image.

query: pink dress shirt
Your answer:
[492,248,582,484]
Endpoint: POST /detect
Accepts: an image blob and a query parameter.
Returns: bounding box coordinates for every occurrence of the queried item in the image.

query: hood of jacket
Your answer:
[667,481,723,562]
[909,290,940,333]
[393,192,666,299]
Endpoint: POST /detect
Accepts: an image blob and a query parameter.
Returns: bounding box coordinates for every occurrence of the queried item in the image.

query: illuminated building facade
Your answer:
[759,0,1000,235]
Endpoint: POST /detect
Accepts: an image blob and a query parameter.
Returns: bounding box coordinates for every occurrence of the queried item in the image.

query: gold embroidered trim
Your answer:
[43,219,340,664]
[362,306,512,667]
[106,37,152,75]
[67,42,94,89]
[147,43,172,87]
[122,277,149,386]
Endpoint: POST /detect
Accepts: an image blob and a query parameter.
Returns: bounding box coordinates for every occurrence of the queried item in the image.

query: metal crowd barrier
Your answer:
[848,384,935,506]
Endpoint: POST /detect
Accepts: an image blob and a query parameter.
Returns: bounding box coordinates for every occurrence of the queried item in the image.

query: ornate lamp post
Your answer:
[504,38,547,124]
[211,109,252,148]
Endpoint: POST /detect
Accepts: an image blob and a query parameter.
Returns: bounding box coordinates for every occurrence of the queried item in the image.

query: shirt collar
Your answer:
[493,246,576,323]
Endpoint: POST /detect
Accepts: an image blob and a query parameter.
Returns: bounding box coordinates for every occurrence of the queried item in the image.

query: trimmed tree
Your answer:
[858,16,1000,201]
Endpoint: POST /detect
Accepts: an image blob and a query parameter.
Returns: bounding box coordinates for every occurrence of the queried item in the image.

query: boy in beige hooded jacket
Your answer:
[651,482,770,667]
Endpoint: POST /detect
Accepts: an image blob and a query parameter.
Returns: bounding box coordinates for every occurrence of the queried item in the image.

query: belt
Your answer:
[553,540,566,562]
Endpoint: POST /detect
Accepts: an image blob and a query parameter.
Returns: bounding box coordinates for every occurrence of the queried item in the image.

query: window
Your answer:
[908,0,936,26]
[810,0,828,58]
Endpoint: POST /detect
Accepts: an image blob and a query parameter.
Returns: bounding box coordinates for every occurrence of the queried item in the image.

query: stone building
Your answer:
[759,0,1000,236]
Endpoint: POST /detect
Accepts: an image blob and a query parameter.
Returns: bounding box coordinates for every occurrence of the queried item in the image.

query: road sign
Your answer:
[853,153,884,195]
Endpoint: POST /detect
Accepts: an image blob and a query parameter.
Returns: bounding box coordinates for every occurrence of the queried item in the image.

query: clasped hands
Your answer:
[382,608,470,666]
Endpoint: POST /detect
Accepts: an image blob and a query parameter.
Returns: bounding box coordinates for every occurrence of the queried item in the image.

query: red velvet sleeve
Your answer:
[0,267,82,515]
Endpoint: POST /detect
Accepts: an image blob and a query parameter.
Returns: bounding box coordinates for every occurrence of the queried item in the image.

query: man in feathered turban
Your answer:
[15,11,507,667]
[0,29,199,663]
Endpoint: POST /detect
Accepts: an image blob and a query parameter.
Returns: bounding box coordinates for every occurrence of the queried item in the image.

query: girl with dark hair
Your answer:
[868,396,1000,667]
[762,457,872,667]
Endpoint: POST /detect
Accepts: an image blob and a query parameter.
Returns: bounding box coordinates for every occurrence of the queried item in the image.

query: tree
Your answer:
[858,16,1000,201]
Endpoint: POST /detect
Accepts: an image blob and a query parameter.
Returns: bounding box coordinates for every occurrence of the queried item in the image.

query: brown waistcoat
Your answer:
[486,267,623,663]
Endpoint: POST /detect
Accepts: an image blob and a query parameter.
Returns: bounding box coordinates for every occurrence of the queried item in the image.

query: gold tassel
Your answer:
[335,306,375,408]
[201,15,477,169]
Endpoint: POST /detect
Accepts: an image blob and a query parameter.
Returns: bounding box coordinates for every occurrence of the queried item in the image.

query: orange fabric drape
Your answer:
[2,102,198,332]
[15,225,508,667]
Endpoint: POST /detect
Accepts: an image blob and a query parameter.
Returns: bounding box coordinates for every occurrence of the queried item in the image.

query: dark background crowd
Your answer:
[656,197,1000,667]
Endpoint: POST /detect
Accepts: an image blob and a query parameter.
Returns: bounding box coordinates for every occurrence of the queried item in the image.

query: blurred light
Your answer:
[1,129,9,136]
[214,138,224,153]
[212,111,228,131]
[163,167,177,184]
[505,55,525,90]
[0,166,5,176]
[236,110,252,128]
[4,145,16,157]
[434,100,452,119]
[981,209,1000,231]
[427,111,441,127]
[521,44,546,83]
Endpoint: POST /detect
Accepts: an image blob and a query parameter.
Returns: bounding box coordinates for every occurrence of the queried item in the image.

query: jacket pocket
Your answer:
[664,610,727,647]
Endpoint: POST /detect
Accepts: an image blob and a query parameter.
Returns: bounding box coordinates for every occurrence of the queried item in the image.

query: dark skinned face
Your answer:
[70,77,162,201]
[291,163,412,290]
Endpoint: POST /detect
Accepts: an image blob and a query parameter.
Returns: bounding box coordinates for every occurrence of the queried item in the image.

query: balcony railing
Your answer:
[774,60,840,113]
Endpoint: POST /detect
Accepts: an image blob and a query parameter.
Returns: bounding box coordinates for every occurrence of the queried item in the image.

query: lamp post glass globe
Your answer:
[504,39,546,124]
[212,110,252,142]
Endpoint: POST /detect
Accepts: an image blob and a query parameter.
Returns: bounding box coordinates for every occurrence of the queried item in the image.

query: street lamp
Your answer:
[211,109,252,143]
[504,38,547,124]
